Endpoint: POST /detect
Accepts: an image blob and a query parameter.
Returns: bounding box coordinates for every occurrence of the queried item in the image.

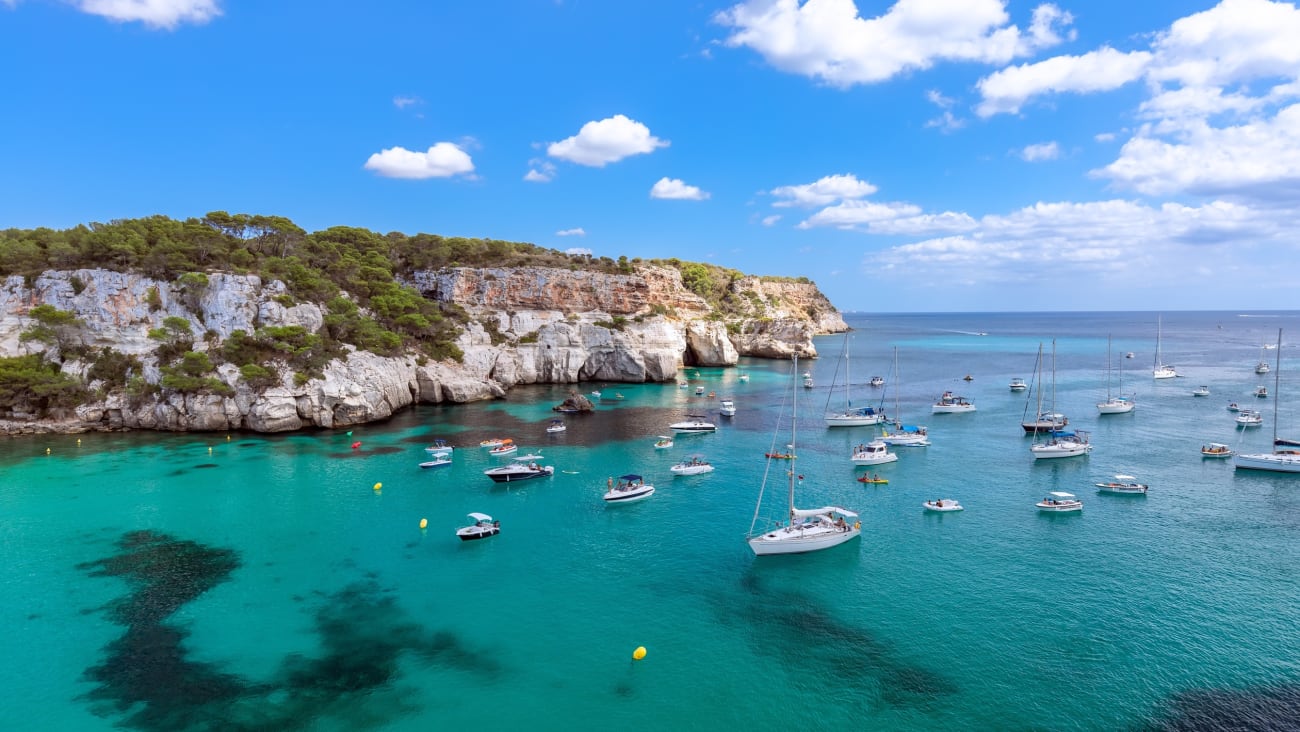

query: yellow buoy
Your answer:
[373,482,382,491]
[46,447,51,455]
[208,446,213,454]
[226,434,231,441]
[77,438,81,446]
[632,646,647,661]
[419,518,428,529]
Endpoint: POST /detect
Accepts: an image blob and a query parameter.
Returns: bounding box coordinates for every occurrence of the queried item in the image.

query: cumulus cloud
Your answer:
[650,177,710,200]
[556,228,586,237]
[547,115,668,167]
[524,159,556,183]
[393,95,422,109]
[1020,141,1060,161]
[76,0,221,28]
[770,174,876,208]
[714,0,1074,88]
[363,142,474,179]
[761,214,782,226]
[976,47,1152,117]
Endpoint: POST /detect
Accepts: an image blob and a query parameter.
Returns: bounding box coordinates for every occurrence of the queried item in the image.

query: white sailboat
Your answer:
[880,346,929,446]
[1022,343,1069,433]
[1031,340,1092,460]
[1153,315,1178,379]
[748,356,861,556]
[1256,343,1271,374]
[1235,329,1300,473]
[1097,334,1135,414]
[824,335,884,427]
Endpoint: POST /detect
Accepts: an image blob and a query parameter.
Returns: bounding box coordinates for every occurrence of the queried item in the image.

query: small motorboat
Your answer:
[857,475,889,484]
[424,439,453,455]
[1095,474,1148,494]
[851,440,898,465]
[484,460,554,483]
[869,376,885,387]
[1227,402,1240,412]
[479,438,509,448]
[1037,492,1082,512]
[418,455,452,469]
[456,513,500,541]
[738,372,750,383]
[719,398,737,417]
[670,456,714,476]
[962,374,974,382]
[695,386,705,396]
[765,451,796,460]
[1237,409,1264,427]
[546,419,566,434]
[591,390,602,399]
[803,376,814,389]
[669,415,717,433]
[678,380,689,388]
[1125,352,1135,359]
[653,435,674,449]
[932,391,976,414]
[1192,385,1210,397]
[1255,386,1269,398]
[1009,377,1027,391]
[488,441,518,457]
[1201,442,1234,458]
[603,474,655,503]
[923,499,963,512]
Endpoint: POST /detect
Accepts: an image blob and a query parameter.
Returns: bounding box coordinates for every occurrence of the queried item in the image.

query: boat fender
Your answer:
[854,522,861,530]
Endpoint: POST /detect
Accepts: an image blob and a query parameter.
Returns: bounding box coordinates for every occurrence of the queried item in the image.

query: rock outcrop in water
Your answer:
[0,265,845,434]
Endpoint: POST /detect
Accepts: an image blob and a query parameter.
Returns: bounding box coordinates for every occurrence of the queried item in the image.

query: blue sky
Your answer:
[2,0,1299,312]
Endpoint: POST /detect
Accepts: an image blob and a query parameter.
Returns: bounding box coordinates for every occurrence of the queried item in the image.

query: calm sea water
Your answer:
[4,311,1300,731]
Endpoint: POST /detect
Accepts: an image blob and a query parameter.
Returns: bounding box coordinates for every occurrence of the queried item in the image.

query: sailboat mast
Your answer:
[1034,343,1045,441]
[1155,315,1161,370]
[1106,335,1113,400]
[789,355,798,519]
[1272,328,1282,444]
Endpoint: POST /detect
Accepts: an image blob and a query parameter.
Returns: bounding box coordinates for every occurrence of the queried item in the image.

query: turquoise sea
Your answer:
[4,311,1300,731]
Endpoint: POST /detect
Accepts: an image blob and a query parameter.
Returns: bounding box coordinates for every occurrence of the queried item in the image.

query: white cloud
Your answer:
[524,159,556,183]
[565,247,593,256]
[547,115,668,167]
[924,89,965,132]
[761,214,782,226]
[1020,141,1060,161]
[76,0,221,28]
[770,173,876,208]
[556,228,586,237]
[363,142,475,180]
[1095,132,1117,142]
[714,0,1074,88]
[393,95,422,109]
[650,177,710,200]
[976,47,1152,117]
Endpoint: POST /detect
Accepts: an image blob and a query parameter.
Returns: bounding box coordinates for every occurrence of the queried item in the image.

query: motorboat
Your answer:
[695,385,705,396]
[669,415,717,433]
[1031,430,1093,459]
[851,439,898,465]
[738,372,750,382]
[418,454,452,469]
[1037,492,1082,512]
[488,441,518,457]
[512,452,545,462]
[1095,474,1148,494]
[424,439,453,455]
[932,391,975,414]
[479,438,509,448]
[963,375,974,381]
[678,380,689,388]
[923,499,963,512]
[1192,385,1210,397]
[719,398,737,417]
[880,424,929,446]
[591,390,602,399]
[670,456,714,476]
[1126,352,1135,359]
[483,460,554,482]
[1009,378,1027,392]
[869,376,885,387]
[1236,409,1264,427]
[1022,412,1068,433]
[1098,335,1136,414]
[456,513,500,541]
[803,376,814,389]
[1227,402,1240,412]
[653,435,674,449]
[603,474,655,503]
[546,419,566,434]
[1255,386,1268,398]
[1201,443,1234,458]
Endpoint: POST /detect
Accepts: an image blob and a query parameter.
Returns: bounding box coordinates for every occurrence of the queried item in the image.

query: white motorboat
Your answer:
[670,456,714,476]
[1255,386,1268,398]
[1201,443,1234,458]
[418,454,452,469]
[669,415,717,433]
[1037,492,1082,512]
[1192,385,1210,397]
[653,435,674,449]
[719,398,737,417]
[1096,474,1148,494]
[488,442,518,457]
[1227,402,1241,412]
[591,390,602,399]
[603,474,655,503]
[824,334,886,427]
[424,439,453,455]
[1153,315,1178,379]
[932,391,975,414]
[747,356,861,556]
[923,499,963,512]
[1097,335,1136,414]
[678,379,689,388]
[851,439,898,465]
[803,376,814,389]
[695,385,705,395]
[738,372,750,382]
[1236,409,1263,427]
[546,419,566,434]
[479,438,509,448]
[869,376,885,387]
[456,513,500,541]
[1235,328,1300,473]
[1009,377,1027,391]
[483,461,554,483]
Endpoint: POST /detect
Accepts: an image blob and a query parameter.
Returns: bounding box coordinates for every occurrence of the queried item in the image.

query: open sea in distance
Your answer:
[4,310,1300,731]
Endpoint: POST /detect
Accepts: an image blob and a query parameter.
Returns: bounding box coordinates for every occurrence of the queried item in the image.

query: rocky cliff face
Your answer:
[0,264,845,434]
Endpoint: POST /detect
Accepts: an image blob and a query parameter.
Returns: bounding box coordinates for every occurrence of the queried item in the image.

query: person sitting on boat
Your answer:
[835,516,846,530]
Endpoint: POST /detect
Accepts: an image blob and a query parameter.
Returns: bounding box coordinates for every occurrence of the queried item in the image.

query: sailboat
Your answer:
[880,346,929,446]
[1097,334,1135,414]
[1256,343,1271,375]
[1031,340,1092,459]
[1153,315,1178,379]
[747,356,861,556]
[1234,329,1300,473]
[824,335,883,427]
[1022,344,1068,433]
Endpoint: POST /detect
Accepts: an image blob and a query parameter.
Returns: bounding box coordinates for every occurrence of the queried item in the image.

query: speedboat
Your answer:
[484,460,554,483]
[670,457,714,475]
[546,419,566,434]
[851,440,898,465]
[1201,443,1234,458]
[738,372,750,382]
[932,391,975,414]
[456,513,500,541]
[603,474,655,503]
[923,499,963,512]
[869,376,885,387]
[1255,386,1268,398]
[418,454,452,469]
[1030,431,1093,459]
[1227,402,1240,412]
[1237,409,1264,427]
[1009,378,1027,391]
[803,376,814,389]
[1192,385,1210,397]
[591,390,602,399]
[488,441,518,457]
[653,435,674,449]
[1022,412,1068,433]
[719,398,736,417]
[1037,492,1082,512]
[479,438,509,448]
[1095,474,1148,494]
[695,386,705,395]
[678,380,689,388]
[424,439,453,455]
[880,424,929,446]
[669,415,716,433]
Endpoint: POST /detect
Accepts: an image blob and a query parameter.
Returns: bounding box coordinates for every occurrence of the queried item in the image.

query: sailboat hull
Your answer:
[1097,399,1135,414]
[825,413,883,427]
[1234,453,1300,472]
[748,526,860,555]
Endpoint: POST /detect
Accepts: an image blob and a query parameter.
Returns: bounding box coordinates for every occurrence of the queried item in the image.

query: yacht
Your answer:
[1009,377,1027,392]
[719,398,737,417]
[1236,409,1263,427]
[456,513,500,541]
[851,440,898,465]
[484,457,554,483]
[669,415,717,433]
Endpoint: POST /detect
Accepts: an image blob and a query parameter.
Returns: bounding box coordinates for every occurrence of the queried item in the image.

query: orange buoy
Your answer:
[351,441,362,449]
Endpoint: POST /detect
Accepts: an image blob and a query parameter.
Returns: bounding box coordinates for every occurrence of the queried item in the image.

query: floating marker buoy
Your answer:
[373,482,382,491]
[419,518,428,530]
[46,447,51,455]
[208,446,213,454]
[632,646,647,661]
[352,441,362,449]
[226,434,231,441]
[347,431,353,436]
[77,438,81,446]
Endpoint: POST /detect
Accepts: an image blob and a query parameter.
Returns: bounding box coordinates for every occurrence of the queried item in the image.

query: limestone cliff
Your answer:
[0,264,845,434]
